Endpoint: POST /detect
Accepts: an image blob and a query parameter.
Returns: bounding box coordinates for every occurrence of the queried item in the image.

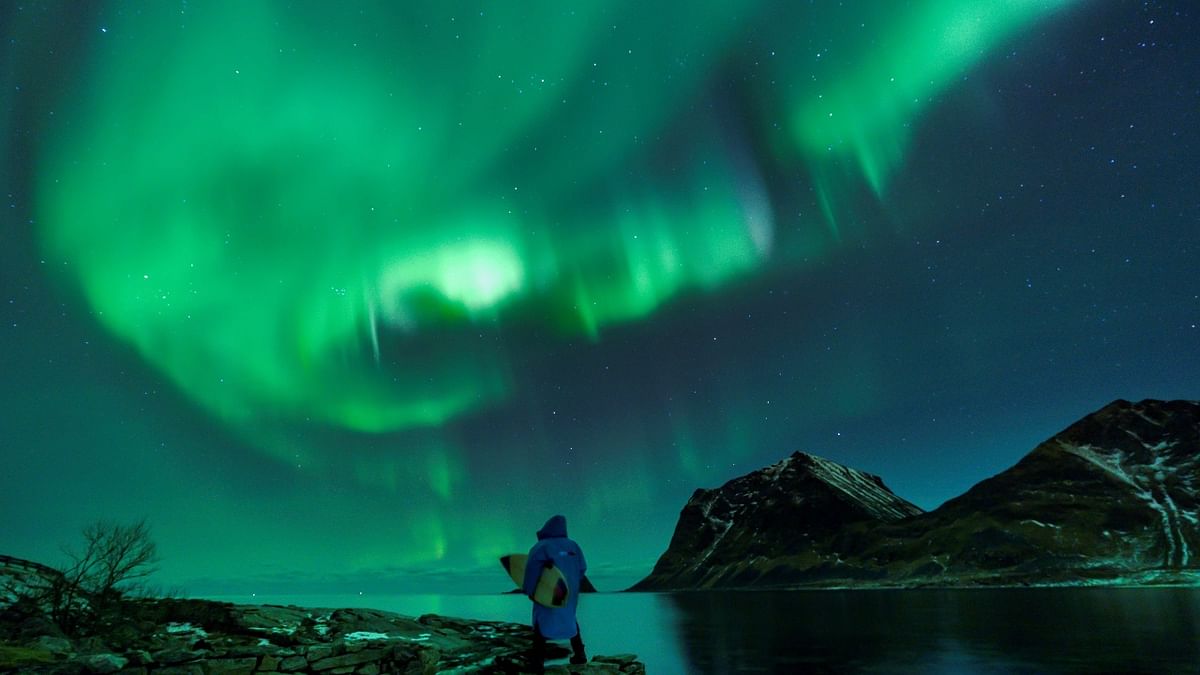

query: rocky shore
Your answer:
[0,598,644,674]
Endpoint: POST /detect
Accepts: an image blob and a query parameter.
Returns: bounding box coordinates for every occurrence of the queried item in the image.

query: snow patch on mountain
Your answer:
[1060,439,1195,568]
[696,495,736,566]
[801,454,924,521]
[1132,407,1166,427]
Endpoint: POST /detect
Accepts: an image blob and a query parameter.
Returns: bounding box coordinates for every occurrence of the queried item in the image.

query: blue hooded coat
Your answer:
[522,515,586,639]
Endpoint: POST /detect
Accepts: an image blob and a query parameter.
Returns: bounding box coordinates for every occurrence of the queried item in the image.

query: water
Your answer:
[215,588,1200,673]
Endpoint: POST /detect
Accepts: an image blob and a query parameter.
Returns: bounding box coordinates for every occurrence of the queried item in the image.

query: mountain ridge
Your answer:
[633,399,1200,590]
[631,450,922,590]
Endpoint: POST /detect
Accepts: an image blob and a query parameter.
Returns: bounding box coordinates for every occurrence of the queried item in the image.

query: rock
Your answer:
[34,634,74,655]
[277,655,309,671]
[549,665,620,675]
[125,650,153,666]
[78,653,129,674]
[557,655,646,674]
[77,636,110,655]
[403,646,439,675]
[105,623,146,651]
[335,608,430,637]
[310,647,388,671]
[152,646,208,665]
[233,605,309,633]
[154,666,205,675]
[201,656,258,674]
[590,654,640,665]
[580,658,628,667]
[17,614,67,640]
[211,642,273,659]
[1,589,644,675]
[129,598,236,631]
[306,643,334,661]
[415,614,442,628]
[417,646,440,666]
[192,638,214,652]
[487,653,529,672]
[390,643,414,662]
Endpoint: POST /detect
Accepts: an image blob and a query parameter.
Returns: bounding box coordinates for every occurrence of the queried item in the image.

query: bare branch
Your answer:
[49,518,161,634]
[88,519,159,595]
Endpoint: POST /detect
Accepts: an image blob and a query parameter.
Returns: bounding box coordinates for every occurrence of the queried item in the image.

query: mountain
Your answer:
[630,451,922,590]
[633,399,1200,590]
[868,398,1200,584]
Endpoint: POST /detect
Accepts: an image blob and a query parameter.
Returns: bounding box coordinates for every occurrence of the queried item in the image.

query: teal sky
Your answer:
[2,1,1198,594]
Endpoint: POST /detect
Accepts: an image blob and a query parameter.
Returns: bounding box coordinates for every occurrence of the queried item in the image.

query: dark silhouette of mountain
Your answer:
[633,399,1200,589]
[631,451,922,590]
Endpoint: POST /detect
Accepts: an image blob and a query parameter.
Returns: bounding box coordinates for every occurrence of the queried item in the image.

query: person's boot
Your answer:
[569,633,587,665]
[526,627,546,673]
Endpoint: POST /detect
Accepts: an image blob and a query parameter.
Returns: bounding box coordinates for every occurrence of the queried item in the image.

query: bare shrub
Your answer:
[51,519,159,634]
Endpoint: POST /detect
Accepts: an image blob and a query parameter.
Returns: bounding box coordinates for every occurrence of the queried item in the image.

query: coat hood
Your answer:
[536,515,568,540]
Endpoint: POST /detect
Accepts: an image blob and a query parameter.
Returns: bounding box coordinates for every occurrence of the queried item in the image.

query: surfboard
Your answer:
[500,553,570,608]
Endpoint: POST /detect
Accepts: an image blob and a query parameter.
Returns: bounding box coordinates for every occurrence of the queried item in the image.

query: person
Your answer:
[523,514,588,667]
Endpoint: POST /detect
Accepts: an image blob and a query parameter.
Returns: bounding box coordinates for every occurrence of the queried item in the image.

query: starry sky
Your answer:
[2,1,1197,595]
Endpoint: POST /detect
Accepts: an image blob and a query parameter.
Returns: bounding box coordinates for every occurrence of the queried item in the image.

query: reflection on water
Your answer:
[663,588,1200,674]
[211,588,1200,674]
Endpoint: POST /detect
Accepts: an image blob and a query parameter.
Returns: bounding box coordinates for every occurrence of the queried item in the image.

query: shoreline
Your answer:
[625,568,1200,593]
[0,598,645,674]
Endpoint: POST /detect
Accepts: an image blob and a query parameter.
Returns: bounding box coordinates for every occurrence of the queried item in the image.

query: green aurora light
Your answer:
[36,0,1076,472]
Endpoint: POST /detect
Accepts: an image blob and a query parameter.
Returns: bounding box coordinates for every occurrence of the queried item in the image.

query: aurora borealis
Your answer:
[3,1,1198,593]
[35,0,1075,440]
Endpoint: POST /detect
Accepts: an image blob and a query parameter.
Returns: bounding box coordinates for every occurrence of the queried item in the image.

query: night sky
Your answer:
[2,1,1197,595]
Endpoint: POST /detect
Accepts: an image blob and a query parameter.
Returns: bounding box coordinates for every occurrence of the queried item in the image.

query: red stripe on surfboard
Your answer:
[552,578,569,606]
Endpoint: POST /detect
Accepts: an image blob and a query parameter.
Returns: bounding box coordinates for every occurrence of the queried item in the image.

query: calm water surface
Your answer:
[216,589,1200,674]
